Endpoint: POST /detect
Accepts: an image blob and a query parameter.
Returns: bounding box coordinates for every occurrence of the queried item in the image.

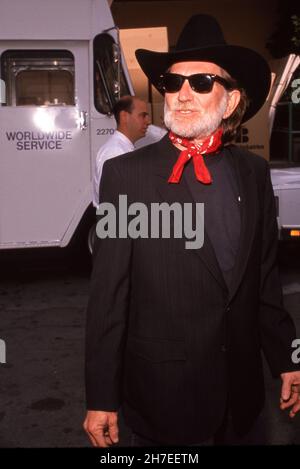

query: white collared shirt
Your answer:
[93,130,134,208]
[134,124,167,149]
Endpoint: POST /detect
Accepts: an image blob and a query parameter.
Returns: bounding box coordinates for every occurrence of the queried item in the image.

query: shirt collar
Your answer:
[115,130,135,150]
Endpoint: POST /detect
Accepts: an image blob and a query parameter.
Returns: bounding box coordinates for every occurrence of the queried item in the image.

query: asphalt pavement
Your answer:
[0,243,300,447]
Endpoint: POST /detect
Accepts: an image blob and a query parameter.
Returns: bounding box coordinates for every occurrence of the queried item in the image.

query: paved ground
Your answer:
[0,243,300,447]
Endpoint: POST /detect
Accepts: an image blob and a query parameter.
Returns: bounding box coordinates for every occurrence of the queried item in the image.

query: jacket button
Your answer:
[221,345,227,352]
[226,306,230,313]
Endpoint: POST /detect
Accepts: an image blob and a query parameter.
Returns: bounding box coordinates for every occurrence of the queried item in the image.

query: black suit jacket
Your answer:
[85,135,299,444]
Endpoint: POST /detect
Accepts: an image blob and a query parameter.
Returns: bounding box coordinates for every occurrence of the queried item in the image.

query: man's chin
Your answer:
[165,116,200,139]
[169,125,196,139]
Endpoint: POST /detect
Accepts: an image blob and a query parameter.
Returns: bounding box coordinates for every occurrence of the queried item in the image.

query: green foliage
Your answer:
[291,15,300,47]
[267,1,300,58]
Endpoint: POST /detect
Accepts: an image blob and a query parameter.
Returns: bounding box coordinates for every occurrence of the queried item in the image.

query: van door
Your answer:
[90,32,133,205]
[0,41,90,248]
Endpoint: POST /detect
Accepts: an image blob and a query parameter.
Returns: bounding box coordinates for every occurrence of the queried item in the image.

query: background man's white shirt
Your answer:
[93,126,167,208]
[93,130,134,208]
[135,124,167,149]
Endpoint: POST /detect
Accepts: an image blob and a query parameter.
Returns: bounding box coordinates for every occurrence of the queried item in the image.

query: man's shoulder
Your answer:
[100,131,131,151]
[228,144,268,171]
[105,137,166,171]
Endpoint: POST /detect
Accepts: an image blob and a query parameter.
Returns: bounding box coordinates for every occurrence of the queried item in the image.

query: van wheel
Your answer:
[87,223,97,255]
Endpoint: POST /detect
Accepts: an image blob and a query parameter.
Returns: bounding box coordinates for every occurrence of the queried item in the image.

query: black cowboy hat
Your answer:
[135,14,271,123]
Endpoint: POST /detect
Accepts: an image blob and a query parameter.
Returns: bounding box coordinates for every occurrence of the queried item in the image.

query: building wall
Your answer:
[111,0,279,61]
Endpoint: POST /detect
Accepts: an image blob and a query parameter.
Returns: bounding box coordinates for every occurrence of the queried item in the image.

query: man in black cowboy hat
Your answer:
[84,15,300,446]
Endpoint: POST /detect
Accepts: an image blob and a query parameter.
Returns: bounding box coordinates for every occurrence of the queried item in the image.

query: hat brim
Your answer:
[135,45,271,123]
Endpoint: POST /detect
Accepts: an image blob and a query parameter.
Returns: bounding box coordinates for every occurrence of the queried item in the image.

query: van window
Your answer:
[0,50,75,106]
[270,64,300,164]
[94,33,130,115]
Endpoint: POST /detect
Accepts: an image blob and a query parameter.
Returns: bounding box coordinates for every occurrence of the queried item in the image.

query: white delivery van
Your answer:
[271,168,300,240]
[0,0,133,251]
[269,55,300,241]
[237,54,300,241]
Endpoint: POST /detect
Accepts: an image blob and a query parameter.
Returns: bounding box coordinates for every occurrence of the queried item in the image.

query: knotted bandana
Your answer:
[168,128,223,184]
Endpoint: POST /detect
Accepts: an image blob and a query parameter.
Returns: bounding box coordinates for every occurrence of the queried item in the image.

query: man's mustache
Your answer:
[169,107,200,112]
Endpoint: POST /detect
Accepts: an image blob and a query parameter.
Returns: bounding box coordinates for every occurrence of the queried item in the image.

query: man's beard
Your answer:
[164,93,228,139]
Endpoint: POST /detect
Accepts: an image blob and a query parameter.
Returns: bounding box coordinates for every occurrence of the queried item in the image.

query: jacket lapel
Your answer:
[153,136,227,292]
[226,146,258,301]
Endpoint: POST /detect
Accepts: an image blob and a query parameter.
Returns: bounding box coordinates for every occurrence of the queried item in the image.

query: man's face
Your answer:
[127,99,150,142]
[164,61,233,140]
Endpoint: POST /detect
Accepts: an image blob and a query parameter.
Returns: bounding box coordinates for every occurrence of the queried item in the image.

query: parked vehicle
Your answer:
[1,1,299,250]
[0,0,133,251]
[269,54,300,240]
[236,53,300,241]
[271,168,300,240]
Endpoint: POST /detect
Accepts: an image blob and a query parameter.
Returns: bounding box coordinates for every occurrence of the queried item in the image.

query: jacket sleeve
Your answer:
[259,161,299,377]
[85,159,132,410]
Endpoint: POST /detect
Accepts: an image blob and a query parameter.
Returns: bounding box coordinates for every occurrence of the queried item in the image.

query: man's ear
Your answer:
[223,89,241,119]
[119,110,128,126]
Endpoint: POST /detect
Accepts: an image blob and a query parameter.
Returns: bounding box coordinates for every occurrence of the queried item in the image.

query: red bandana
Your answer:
[168,128,223,184]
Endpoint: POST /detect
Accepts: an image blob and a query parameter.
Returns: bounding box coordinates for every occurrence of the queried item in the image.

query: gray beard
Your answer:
[163,93,228,139]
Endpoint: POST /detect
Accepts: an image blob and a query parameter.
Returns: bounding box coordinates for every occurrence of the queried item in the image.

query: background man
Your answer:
[85,15,300,446]
[93,95,150,208]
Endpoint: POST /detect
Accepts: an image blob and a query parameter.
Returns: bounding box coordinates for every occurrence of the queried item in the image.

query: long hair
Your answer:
[220,73,250,143]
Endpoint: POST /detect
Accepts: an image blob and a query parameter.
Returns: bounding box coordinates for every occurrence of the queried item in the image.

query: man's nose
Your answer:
[177,79,193,101]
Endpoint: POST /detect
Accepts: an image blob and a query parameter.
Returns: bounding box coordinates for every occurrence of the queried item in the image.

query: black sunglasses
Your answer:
[159,72,233,94]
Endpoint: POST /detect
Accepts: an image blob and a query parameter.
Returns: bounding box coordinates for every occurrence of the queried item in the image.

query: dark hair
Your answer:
[220,73,250,144]
[113,95,135,125]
